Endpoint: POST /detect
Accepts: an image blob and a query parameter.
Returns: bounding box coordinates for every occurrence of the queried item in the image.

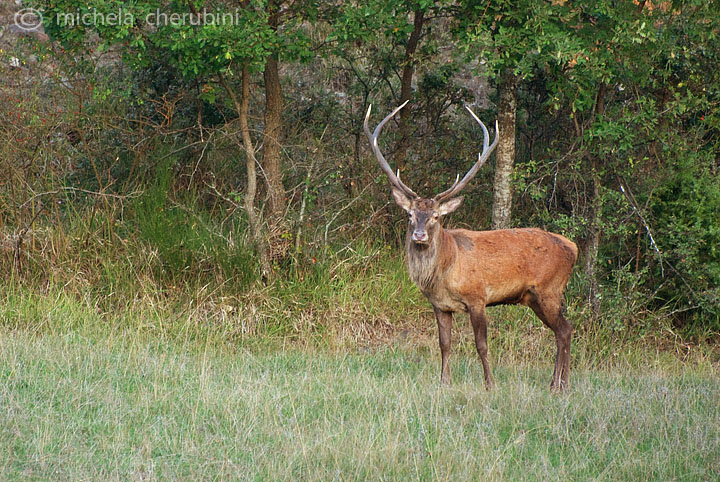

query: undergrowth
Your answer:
[2,179,718,369]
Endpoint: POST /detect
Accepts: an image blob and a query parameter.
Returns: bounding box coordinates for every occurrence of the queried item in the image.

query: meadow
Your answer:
[1,281,718,481]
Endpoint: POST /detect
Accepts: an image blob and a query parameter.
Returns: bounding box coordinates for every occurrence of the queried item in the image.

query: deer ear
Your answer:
[437,196,463,216]
[391,186,413,212]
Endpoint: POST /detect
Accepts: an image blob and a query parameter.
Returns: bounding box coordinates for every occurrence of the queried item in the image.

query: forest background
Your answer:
[2,0,720,345]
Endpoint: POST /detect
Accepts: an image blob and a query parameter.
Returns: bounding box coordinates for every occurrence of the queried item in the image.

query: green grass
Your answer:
[1,326,718,480]
[2,201,719,479]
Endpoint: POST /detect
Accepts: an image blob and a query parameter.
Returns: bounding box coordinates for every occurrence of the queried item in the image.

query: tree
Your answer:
[530,0,720,324]
[330,0,444,173]
[395,4,427,169]
[492,67,519,230]
[455,0,562,229]
[544,0,662,314]
[262,0,288,219]
[42,0,316,274]
[219,67,271,278]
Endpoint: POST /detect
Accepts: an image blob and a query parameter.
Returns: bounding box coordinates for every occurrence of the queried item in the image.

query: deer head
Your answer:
[364,101,499,247]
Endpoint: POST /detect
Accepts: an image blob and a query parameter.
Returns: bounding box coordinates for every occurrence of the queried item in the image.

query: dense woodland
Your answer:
[1,0,719,337]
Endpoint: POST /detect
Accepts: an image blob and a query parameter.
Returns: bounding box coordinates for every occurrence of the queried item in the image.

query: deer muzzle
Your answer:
[412,230,429,243]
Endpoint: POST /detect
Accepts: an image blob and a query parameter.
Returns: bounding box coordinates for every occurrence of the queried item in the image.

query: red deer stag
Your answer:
[365,101,577,390]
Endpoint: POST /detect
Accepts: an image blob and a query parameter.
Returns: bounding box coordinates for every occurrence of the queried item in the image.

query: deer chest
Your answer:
[421,286,467,313]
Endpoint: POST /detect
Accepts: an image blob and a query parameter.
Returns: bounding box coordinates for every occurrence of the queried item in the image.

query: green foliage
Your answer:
[132,159,257,287]
[329,0,446,47]
[3,0,720,336]
[650,151,720,327]
[41,0,315,78]
[455,0,567,78]
[500,0,720,329]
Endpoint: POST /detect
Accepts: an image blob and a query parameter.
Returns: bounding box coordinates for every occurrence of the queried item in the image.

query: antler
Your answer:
[434,106,499,203]
[364,101,418,198]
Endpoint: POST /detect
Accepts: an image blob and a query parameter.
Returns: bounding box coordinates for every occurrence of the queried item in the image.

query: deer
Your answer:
[364,101,578,390]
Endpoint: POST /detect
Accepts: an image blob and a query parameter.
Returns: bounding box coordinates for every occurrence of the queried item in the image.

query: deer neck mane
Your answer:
[405,226,454,291]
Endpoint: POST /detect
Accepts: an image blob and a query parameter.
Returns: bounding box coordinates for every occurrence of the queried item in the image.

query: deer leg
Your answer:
[555,313,572,389]
[470,306,494,389]
[528,295,573,391]
[434,307,453,385]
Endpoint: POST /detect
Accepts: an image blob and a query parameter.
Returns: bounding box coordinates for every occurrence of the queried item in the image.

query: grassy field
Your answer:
[1,321,718,480]
[1,247,718,480]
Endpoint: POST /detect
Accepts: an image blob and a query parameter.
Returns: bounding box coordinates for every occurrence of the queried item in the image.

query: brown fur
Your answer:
[451,232,474,251]
[401,197,578,390]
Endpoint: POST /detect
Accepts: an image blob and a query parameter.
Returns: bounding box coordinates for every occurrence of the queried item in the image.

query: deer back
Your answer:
[412,227,577,311]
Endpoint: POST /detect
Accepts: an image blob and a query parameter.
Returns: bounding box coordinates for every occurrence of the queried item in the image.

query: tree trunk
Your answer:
[262,1,285,219]
[584,170,601,314]
[395,8,425,170]
[219,69,271,279]
[263,55,285,219]
[491,69,518,230]
[583,82,607,316]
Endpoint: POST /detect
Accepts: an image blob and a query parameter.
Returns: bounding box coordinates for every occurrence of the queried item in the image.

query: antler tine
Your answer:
[434,106,499,202]
[364,101,417,198]
[464,105,490,151]
[441,173,460,196]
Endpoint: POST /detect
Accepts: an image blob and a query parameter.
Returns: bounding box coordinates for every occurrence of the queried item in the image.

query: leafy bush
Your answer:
[649,151,720,330]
